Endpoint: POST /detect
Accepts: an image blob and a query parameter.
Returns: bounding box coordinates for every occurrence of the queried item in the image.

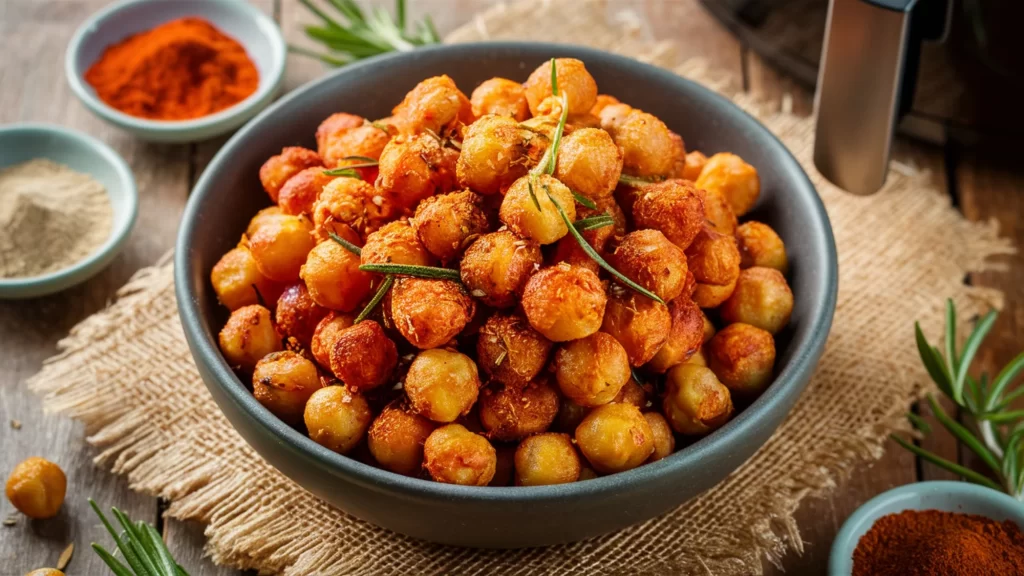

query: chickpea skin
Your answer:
[219,305,282,371]
[646,296,706,374]
[210,245,285,312]
[259,147,322,202]
[514,433,581,486]
[470,78,530,120]
[278,167,335,216]
[695,152,761,217]
[693,278,737,309]
[522,264,607,342]
[602,285,672,367]
[320,122,392,172]
[614,377,648,409]
[303,385,373,455]
[361,220,436,267]
[310,312,355,368]
[680,150,708,181]
[457,115,546,194]
[575,403,655,474]
[300,240,374,312]
[376,133,460,212]
[499,174,577,245]
[478,380,560,441]
[460,230,543,309]
[423,424,497,486]
[632,179,706,251]
[720,267,794,335]
[663,364,734,435]
[390,278,475,349]
[600,108,677,178]
[590,94,620,116]
[607,230,689,302]
[253,351,323,425]
[247,214,315,283]
[312,177,391,241]
[702,188,739,235]
[707,323,777,396]
[367,401,436,475]
[25,570,65,576]
[476,312,553,388]
[275,282,329,348]
[736,221,788,273]
[246,206,285,238]
[644,412,676,462]
[412,190,491,262]
[405,349,481,422]
[328,321,398,391]
[392,75,474,135]
[5,457,66,519]
[686,227,741,287]
[315,112,365,157]
[555,332,632,407]
[554,128,623,202]
[523,58,599,117]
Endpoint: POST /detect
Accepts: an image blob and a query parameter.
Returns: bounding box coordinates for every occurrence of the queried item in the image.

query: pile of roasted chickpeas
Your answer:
[212,58,794,487]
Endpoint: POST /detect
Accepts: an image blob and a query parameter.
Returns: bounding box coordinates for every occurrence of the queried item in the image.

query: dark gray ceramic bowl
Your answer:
[175,42,837,548]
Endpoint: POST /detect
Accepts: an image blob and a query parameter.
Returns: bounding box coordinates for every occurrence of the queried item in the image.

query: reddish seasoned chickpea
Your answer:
[390,278,475,349]
[310,312,355,368]
[253,351,322,425]
[644,412,676,462]
[5,457,66,519]
[695,152,760,217]
[686,227,741,287]
[392,75,474,134]
[707,323,776,396]
[720,267,793,335]
[555,332,631,407]
[248,214,315,283]
[368,400,436,475]
[514,433,581,486]
[460,230,543,308]
[423,424,496,486]
[320,123,392,173]
[412,190,490,262]
[456,115,546,195]
[246,206,285,238]
[312,177,391,241]
[361,220,435,267]
[663,364,734,435]
[632,179,706,251]
[471,78,530,120]
[600,108,676,178]
[679,150,707,181]
[499,174,577,245]
[575,403,654,474]
[219,305,282,371]
[607,230,689,302]
[646,296,705,374]
[702,188,739,235]
[554,128,623,202]
[278,167,335,216]
[376,133,459,211]
[405,349,481,422]
[315,112,364,156]
[275,282,328,348]
[736,221,788,273]
[523,58,598,117]
[259,147,322,202]
[478,380,560,441]
[210,245,285,312]
[328,321,398,391]
[601,285,671,366]
[476,312,553,387]
[300,240,374,312]
[614,377,648,409]
[693,278,737,309]
[589,94,620,116]
[303,385,372,454]
[522,264,607,342]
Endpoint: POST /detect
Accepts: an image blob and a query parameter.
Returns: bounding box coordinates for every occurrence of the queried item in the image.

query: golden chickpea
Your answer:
[707,323,776,396]
[328,321,398,391]
[554,128,623,202]
[278,167,335,216]
[275,282,328,348]
[303,385,372,455]
[5,457,66,519]
[499,174,577,245]
[460,230,543,308]
[24,570,64,576]
[456,115,547,195]
[471,77,530,120]
[315,112,365,157]
[361,220,435,267]
[310,312,355,368]
[478,380,560,441]
[423,424,496,486]
[556,398,591,433]
[686,227,741,287]
[601,284,671,366]
[720,267,794,335]
[514,433,581,486]
[246,206,285,238]
[219,305,282,371]
[663,364,734,435]
[320,123,392,173]
[248,214,315,283]
[405,349,481,422]
[575,403,654,474]
[646,297,705,374]
[700,188,737,236]
[695,152,760,217]
[300,240,374,312]
[680,150,708,181]
[476,312,553,387]
[523,58,598,117]
[390,277,474,348]
[568,113,602,131]
[367,401,436,475]
[644,412,676,462]
[607,230,689,302]
[210,245,285,312]
[632,179,706,251]
[522,264,607,342]
[312,177,392,241]
[736,221,788,273]
[555,332,631,407]
[259,147,322,202]
[376,133,460,211]
[253,350,322,425]
[590,94,620,116]
[597,102,634,133]
[412,190,490,262]
[600,108,676,178]
[667,131,688,179]
[614,377,648,409]
[693,278,737,309]
[392,75,474,135]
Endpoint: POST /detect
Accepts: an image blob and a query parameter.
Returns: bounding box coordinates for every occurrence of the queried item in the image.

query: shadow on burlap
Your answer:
[29,1,1014,574]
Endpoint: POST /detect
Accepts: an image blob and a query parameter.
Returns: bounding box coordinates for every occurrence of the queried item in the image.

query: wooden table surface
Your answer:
[1,1,1020,574]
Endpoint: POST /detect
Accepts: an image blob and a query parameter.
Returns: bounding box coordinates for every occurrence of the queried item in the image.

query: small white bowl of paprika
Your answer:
[65,0,286,143]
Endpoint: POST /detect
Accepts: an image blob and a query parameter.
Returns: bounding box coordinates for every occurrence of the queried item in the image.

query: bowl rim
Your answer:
[176,41,838,502]
[0,122,138,296]
[64,0,286,135]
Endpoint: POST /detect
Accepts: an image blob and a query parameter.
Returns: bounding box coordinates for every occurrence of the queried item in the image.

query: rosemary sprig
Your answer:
[340,155,379,163]
[329,232,362,256]
[359,263,462,282]
[323,168,363,179]
[89,499,189,576]
[527,173,542,212]
[573,215,615,232]
[530,59,571,177]
[355,275,394,323]
[618,174,664,187]
[571,190,598,210]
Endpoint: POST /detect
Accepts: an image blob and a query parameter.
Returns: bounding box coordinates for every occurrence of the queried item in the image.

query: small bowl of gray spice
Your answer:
[0,123,137,299]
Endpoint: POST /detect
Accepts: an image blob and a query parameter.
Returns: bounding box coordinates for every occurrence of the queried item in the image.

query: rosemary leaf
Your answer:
[527,173,542,212]
[91,544,135,576]
[927,394,1003,476]
[905,411,932,434]
[111,508,160,576]
[571,190,598,210]
[573,215,615,232]
[89,500,150,576]
[544,93,570,176]
[287,44,352,66]
[988,351,1024,410]
[954,309,998,405]
[341,155,379,163]
[329,232,362,256]
[915,322,954,398]
[618,174,663,187]
[355,275,394,323]
[359,263,462,282]
[945,299,959,375]
[142,522,180,576]
[977,410,1024,424]
[550,57,559,96]
[890,434,1003,491]
[324,166,371,176]
[395,0,406,30]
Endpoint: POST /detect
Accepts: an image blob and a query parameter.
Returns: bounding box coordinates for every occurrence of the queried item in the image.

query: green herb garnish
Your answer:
[618,174,663,187]
[340,155,379,163]
[573,215,615,232]
[329,232,363,256]
[527,173,542,212]
[355,275,394,323]
[322,168,363,179]
[571,190,598,210]
[359,263,462,282]
[89,499,190,576]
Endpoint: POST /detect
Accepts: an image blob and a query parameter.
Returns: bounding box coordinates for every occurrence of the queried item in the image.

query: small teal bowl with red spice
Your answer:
[829,481,1024,575]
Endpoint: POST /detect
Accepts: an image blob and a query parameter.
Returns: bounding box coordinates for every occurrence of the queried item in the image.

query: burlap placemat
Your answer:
[29,1,1014,574]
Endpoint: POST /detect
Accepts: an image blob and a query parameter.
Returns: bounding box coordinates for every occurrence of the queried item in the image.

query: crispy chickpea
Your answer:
[614,377,648,409]
[259,147,322,202]
[412,190,490,262]
[456,115,546,195]
[736,221,788,273]
[607,230,689,302]
[523,58,598,117]
[393,75,474,134]
[320,122,392,171]
[646,296,705,374]
[693,278,737,309]
[5,457,66,519]
[601,285,671,366]
[300,240,374,312]
[315,112,365,156]
[248,214,315,283]
[312,177,391,241]
[310,312,355,367]
[644,412,676,462]
[499,174,577,245]
[555,332,631,407]
[405,349,481,422]
[695,152,760,217]
[275,282,328,347]
[707,323,776,396]
[368,400,436,475]
[514,433,581,486]
[303,385,372,454]
[376,133,459,211]
[575,403,654,474]
[720,267,794,335]
[25,570,64,576]
[601,108,676,178]
[278,167,335,216]
[663,364,734,435]
[549,204,615,274]
[686,227,741,287]
[328,321,398,391]
[471,78,530,120]
[702,187,738,235]
[211,245,285,312]
[477,312,553,387]
[423,424,496,486]
[253,351,322,425]
[246,206,285,238]
[590,94,620,116]
[479,380,560,441]
[667,131,688,179]
[681,150,708,181]
[556,398,591,433]
[361,220,435,267]
[522,264,607,342]
[390,278,475,349]
[632,179,705,251]
[460,230,543,308]
[554,128,623,202]
[219,305,282,371]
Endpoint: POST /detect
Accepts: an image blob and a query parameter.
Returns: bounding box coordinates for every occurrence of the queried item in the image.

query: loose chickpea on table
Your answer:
[209,57,795,486]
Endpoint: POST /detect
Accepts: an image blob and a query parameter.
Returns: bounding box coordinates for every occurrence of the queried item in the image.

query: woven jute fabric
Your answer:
[29,1,1014,574]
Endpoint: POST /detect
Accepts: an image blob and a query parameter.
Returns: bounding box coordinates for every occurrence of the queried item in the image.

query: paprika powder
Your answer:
[853,509,1024,576]
[84,17,259,121]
